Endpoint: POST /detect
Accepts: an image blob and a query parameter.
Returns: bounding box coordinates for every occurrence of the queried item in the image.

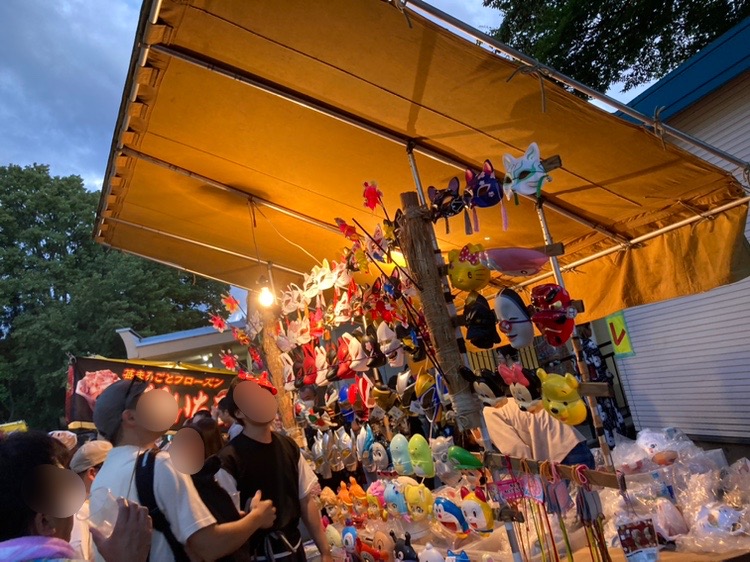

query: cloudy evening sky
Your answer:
[0,1,641,192]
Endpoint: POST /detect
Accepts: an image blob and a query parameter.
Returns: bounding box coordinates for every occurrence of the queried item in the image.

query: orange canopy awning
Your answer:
[95,0,750,321]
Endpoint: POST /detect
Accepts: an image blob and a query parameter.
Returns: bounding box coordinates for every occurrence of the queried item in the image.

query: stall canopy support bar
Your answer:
[147,43,633,246]
[404,0,750,175]
[104,217,306,276]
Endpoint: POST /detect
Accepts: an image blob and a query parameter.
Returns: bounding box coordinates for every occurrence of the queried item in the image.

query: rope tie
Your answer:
[651,106,667,150]
[507,63,548,113]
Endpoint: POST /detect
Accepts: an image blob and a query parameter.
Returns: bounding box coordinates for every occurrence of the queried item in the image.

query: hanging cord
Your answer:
[383,0,413,28]
[506,63,548,113]
[252,201,322,265]
[520,459,548,562]
[650,107,668,151]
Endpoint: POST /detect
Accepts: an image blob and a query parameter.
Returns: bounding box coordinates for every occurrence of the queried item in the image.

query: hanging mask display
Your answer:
[362,324,387,368]
[358,425,376,473]
[502,142,550,199]
[447,445,484,471]
[385,481,410,520]
[530,284,577,347]
[463,160,505,233]
[377,321,405,368]
[498,363,543,413]
[538,368,588,425]
[414,371,440,422]
[408,434,435,478]
[458,367,508,408]
[404,484,433,522]
[495,288,534,349]
[479,247,549,278]
[343,332,369,372]
[390,433,413,476]
[372,434,392,472]
[428,177,464,234]
[463,292,500,349]
[459,487,494,536]
[447,244,491,293]
[372,384,398,411]
[434,496,470,537]
[430,436,456,483]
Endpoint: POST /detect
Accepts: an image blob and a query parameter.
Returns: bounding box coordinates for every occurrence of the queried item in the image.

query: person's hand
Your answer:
[91,497,153,562]
[248,490,276,529]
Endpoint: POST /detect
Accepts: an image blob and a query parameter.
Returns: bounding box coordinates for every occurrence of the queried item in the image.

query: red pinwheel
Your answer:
[220,351,240,371]
[232,327,251,347]
[221,294,241,314]
[210,314,228,333]
[335,218,359,241]
[363,181,383,211]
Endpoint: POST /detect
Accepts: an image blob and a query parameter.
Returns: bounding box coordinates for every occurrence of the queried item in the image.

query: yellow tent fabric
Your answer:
[96,0,750,321]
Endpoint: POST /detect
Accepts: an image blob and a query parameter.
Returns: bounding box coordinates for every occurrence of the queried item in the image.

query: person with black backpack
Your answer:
[92,378,277,562]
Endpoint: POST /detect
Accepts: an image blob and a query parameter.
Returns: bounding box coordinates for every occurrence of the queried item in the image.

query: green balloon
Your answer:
[408,434,435,478]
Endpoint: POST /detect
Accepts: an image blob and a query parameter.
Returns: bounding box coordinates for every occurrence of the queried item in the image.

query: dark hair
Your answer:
[217,397,231,412]
[192,409,212,420]
[225,377,244,427]
[191,417,224,458]
[0,431,70,541]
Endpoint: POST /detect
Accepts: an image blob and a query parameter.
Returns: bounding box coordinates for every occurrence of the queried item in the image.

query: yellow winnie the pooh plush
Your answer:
[537,368,588,425]
[447,243,490,292]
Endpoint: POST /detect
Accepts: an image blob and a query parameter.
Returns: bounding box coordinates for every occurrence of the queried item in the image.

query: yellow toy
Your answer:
[349,477,368,518]
[538,368,588,425]
[459,487,494,536]
[404,484,434,522]
[321,486,344,524]
[447,244,490,292]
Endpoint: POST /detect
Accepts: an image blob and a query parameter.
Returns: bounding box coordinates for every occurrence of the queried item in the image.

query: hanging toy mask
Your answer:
[447,244,491,292]
[385,481,410,520]
[377,321,404,368]
[390,433,413,475]
[408,434,435,478]
[495,288,534,349]
[499,363,543,413]
[460,487,494,535]
[371,434,392,472]
[430,436,456,483]
[502,142,550,199]
[463,160,504,234]
[463,292,500,349]
[362,324,386,369]
[434,496,470,537]
[404,484,433,522]
[366,481,387,521]
[428,177,465,234]
[530,284,577,347]
[459,367,508,408]
[538,368,587,425]
[414,371,440,422]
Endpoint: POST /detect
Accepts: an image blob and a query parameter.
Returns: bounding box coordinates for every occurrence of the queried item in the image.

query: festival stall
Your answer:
[92,0,750,559]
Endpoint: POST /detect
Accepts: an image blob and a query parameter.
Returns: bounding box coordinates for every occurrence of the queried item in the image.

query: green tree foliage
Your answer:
[0,164,228,429]
[483,0,750,92]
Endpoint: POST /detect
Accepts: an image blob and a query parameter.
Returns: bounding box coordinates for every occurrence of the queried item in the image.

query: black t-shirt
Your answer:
[218,432,302,554]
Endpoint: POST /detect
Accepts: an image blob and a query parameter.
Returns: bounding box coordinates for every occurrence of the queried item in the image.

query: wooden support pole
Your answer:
[399,191,483,431]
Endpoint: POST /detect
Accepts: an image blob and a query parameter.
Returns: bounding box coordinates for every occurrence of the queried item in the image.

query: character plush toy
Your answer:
[495,288,534,349]
[538,368,588,425]
[530,284,577,347]
[434,496,470,537]
[499,363,543,413]
[404,484,434,522]
[418,544,445,562]
[464,292,501,349]
[447,244,491,293]
[459,366,508,408]
[463,160,506,233]
[408,434,436,478]
[460,487,495,536]
[390,433,413,476]
[390,531,418,562]
[428,177,465,233]
[502,142,550,199]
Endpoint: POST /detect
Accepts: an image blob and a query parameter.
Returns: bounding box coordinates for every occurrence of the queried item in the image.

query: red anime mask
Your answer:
[530,284,577,347]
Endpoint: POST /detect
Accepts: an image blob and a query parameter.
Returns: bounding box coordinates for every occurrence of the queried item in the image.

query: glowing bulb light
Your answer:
[258,286,275,307]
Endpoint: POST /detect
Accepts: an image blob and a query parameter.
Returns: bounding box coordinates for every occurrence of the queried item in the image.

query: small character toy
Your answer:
[447,244,491,292]
[358,424,376,473]
[404,484,433,522]
[366,480,387,521]
[324,517,343,548]
[390,433,413,475]
[459,366,508,408]
[321,486,343,524]
[377,321,405,368]
[464,292,501,349]
[434,496,470,537]
[385,480,410,520]
[372,434,391,472]
[418,544,445,562]
[446,551,470,562]
[495,288,534,349]
[447,446,484,471]
[390,531,418,562]
[428,177,465,233]
[430,436,455,483]
[414,372,441,423]
[499,363,543,413]
[349,477,368,519]
[408,434,435,478]
[342,521,362,562]
[538,368,587,425]
[530,284,576,347]
[460,487,495,536]
[372,530,395,562]
[502,142,550,199]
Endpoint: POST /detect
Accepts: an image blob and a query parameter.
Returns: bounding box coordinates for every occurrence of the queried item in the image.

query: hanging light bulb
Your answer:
[258,285,275,308]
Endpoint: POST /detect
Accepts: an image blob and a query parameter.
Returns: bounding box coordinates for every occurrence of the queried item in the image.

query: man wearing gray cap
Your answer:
[92,379,276,562]
[70,440,113,560]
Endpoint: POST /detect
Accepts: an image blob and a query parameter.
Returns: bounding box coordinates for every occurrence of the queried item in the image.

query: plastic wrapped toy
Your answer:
[418,543,445,562]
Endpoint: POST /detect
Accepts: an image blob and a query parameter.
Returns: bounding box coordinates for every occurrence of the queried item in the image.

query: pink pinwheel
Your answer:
[363,181,383,211]
[210,314,228,333]
[220,351,240,371]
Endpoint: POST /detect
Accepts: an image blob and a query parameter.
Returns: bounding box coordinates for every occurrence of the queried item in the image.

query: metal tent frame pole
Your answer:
[403,0,750,177]
[535,201,614,469]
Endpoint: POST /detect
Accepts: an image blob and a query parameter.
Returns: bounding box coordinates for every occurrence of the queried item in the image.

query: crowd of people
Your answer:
[0,376,332,562]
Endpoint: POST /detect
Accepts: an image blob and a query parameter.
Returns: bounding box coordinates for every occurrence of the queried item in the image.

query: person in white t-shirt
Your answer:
[481,399,595,468]
[69,440,113,560]
[217,396,244,441]
[92,379,277,562]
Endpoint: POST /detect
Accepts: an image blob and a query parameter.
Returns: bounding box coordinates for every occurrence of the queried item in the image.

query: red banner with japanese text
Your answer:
[67,356,235,430]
